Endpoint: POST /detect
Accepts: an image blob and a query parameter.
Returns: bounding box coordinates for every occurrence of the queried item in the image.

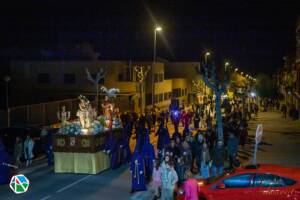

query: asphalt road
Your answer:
[0,111,299,200]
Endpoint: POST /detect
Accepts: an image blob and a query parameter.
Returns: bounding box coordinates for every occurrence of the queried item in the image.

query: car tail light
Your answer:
[198,181,205,186]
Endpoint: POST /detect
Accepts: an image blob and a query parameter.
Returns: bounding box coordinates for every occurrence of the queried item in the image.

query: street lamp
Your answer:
[204,52,211,64]
[235,68,238,72]
[4,75,11,127]
[225,61,230,71]
[152,25,162,107]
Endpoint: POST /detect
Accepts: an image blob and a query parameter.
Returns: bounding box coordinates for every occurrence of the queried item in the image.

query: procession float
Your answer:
[53,85,122,174]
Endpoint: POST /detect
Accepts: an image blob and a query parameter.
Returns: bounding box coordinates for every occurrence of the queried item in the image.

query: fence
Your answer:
[0,95,133,128]
[0,98,79,128]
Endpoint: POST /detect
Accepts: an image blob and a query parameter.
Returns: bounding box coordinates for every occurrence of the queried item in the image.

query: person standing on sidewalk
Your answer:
[200,142,210,178]
[13,136,23,168]
[227,132,239,169]
[212,141,225,177]
[151,160,162,200]
[161,158,178,200]
[24,134,35,167]
[183,171,199,200]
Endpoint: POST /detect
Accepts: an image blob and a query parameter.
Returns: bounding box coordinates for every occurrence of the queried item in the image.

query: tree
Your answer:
[255,73,278,99]
[197,62,228,145]
[85,67,107,112]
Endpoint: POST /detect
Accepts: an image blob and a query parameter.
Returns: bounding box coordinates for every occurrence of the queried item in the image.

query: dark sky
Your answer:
[0,0,299,74]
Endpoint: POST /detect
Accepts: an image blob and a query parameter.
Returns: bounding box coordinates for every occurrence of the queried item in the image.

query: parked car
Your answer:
[0,126,44,157]
[176,164,300,200]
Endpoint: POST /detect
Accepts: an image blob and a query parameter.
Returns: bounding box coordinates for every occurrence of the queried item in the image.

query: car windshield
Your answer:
[206,168,236,184]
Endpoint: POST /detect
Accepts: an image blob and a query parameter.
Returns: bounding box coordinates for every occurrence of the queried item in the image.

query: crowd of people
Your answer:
[126,99,256,200]
[0,96,258,200]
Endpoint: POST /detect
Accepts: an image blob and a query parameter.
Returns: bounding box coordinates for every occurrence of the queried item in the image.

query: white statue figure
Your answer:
[57,106,70,126]
[76,95,93,129]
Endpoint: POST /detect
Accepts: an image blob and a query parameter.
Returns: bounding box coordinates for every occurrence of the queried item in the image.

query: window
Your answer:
[118,67,132,82]
[154,73,164,83]
[164,92,169,101]
[37,73,50,83]
[185,88,188,95]
[281,177,296,186]
[159,73,164,82]
[223,174,252,188]
[146,93,152,106]
[172,88,181,98]
[159,93,163,102]
[64,73,76,84]
[253,174,289,187]
[154,73,159,83]
[154,95,159,103]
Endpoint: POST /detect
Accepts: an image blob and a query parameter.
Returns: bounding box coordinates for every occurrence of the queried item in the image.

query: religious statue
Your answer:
[76,95,94,129]
[57,106,70,126]
[101,86,120,129]
[101,95,113,129]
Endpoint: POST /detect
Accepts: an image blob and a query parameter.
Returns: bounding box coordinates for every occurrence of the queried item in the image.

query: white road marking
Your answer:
[55,175,92,193]
[41,195,52,200]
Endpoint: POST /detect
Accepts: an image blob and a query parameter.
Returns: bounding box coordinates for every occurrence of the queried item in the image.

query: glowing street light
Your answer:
[235,68,238,72]
[155,26,162,32]
[204,52,211,63]
[224,61,230,72]
[152,25,162,106]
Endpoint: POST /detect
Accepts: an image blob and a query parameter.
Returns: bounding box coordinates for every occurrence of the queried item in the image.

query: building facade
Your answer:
[9,60,198,113]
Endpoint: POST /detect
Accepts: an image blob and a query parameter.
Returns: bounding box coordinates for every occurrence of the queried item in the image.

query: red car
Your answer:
[177,164,300,200]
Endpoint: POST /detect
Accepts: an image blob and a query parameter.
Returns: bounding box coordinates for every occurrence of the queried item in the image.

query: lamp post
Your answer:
[204,52,210,64]
[4,75,11,127]
[225,61,230,72]
[135,66,150,114]
[204,52,211,96]
[152,26,162,107]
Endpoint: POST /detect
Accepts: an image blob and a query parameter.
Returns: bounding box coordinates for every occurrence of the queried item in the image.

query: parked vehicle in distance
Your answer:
[176,164,300,200]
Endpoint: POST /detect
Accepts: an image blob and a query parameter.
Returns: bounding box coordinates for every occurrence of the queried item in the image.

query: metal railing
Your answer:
[0,98,79,128]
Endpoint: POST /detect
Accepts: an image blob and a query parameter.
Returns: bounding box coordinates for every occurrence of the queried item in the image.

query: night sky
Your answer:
[0,0,299,74]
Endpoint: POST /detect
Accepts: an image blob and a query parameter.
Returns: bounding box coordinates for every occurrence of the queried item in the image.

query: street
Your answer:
[1,111,300,200]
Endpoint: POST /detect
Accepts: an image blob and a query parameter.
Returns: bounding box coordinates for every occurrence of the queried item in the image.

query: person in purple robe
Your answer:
[141,131,155,182]
[0,138,11,184]
[130,151,147,193]
[156,121,170,151]
[119,128,131,164]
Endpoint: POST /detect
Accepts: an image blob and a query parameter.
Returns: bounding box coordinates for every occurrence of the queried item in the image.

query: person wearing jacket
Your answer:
[24,134,35,167]
[193,133,204,174]
[151,160,162,200]
[161,157,178,200]
[212,141,226,177]
[227,132,239,168]
[13,136,23,168]
[183,171,199,200]
[175,157,187,185]
[200,142,210,178]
